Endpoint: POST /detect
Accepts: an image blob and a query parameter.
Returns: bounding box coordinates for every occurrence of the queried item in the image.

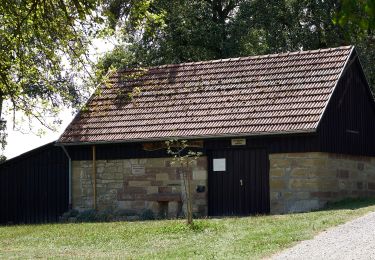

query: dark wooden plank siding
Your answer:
[204,134,319,153]
[208,148,269,216]
[67,133,320,161]
[318,58,375,156]
[67,143,171,161]
[0,143,69,224]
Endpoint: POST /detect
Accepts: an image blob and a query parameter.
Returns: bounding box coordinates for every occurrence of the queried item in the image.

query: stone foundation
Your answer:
[72,157,208,217]
[270,152,375,214]
[72,152,375,217]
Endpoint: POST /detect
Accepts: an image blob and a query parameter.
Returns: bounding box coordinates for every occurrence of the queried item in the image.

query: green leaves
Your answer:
[332,0,375,92]
[0,0,102,133]
[4,0,369,146]
[101,0,375,92]
[335,0,375,31]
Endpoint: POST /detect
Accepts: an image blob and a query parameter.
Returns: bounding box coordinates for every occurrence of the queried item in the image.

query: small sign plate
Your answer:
[213,158,226,172]
[131,164,145,175]
[231,138,246,146]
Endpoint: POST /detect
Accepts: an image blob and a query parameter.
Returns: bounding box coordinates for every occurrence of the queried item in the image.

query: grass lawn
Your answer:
[1,199,375,259]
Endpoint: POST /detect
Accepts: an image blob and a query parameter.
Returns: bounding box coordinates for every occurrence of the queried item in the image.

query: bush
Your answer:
[96,209,114,222]
[60,208,158,222]
[60,209,79,222]
[114,209,137,217]
[140,209,155,220]
[76,209,97,222]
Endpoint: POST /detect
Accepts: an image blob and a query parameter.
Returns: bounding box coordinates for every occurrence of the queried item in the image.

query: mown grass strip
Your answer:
[0,198,374,259]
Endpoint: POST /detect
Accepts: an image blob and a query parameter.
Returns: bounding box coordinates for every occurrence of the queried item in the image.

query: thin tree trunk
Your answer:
[181,166,193,225]
[0,92,3,120]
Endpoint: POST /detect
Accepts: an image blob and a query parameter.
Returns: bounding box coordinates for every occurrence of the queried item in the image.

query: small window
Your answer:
[213,158,226,172]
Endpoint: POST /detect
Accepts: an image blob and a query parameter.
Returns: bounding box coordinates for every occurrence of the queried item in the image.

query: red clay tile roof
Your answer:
[58,46,354,144]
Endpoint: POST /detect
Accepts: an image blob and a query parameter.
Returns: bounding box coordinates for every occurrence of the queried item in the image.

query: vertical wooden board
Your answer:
[318,59,375,155]
[0,143,69,224]
[250,149,256,214]
[243,149,249,214]
[208,148,269,216]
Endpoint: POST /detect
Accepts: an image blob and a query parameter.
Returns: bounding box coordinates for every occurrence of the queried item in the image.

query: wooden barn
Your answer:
[53,46,375,217]
[0,142,69,224]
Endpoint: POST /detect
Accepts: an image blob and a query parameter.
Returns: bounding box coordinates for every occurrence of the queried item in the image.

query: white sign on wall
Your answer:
[213,158,226,172]
[231,138,246,146]
[131,164,145,175]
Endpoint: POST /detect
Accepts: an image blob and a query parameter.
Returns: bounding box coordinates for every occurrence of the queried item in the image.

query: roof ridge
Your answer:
[116,46,353,72]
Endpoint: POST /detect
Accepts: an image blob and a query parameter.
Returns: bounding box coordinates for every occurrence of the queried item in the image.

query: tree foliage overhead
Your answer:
[0,0,102,133]
[336,0,375,31]
[101,0,375,89]
[1,0,374,152]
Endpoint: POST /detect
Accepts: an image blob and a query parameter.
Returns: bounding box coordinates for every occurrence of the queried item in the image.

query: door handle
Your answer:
[240,179,243,186]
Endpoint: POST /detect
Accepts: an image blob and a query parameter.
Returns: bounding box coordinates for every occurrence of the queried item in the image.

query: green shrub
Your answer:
[96,209,114,222]
[140,209,155,220]
[189,220,222,232]
[114,209,137,217]
[60,209,79,222]
[76,209,97,222]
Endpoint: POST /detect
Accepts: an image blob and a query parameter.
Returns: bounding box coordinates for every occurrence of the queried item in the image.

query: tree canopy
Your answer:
[0,0,102,135]
[101,0,375,89]
[336,0,375,31]
[0,0,374,151]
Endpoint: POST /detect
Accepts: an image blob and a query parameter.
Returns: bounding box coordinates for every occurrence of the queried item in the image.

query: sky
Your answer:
[3,110,75,159]
[3,38,115,159]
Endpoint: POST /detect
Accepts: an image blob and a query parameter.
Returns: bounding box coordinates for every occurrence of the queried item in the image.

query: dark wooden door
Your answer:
[208,148,270,216]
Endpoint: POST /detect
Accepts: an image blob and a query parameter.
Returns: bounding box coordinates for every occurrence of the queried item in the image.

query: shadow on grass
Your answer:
[323,198,375,211]
[3,198,375,227]
[202,198,375,221]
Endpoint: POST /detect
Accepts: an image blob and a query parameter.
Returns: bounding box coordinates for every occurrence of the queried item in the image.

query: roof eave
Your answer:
[1,141,57,166]
[55,128,317,146]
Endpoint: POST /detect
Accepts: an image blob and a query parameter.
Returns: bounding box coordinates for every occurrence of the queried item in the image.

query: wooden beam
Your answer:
[92,145,97,210]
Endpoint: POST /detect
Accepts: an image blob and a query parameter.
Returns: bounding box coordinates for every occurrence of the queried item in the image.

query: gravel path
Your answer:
[271,211,375,260]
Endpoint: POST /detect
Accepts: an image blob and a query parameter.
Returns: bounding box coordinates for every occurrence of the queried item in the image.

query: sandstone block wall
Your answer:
[72,152,375,217]
[270,152,375,214]
[72,157,208,217]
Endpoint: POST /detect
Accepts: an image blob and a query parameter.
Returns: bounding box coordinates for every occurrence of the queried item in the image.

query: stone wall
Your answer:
[72,157,208,217]
[270,152,375,214]
[72,152,375,217]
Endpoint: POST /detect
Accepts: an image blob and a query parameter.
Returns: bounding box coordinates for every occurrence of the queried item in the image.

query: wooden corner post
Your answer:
[92,145,97,210]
